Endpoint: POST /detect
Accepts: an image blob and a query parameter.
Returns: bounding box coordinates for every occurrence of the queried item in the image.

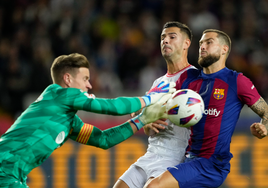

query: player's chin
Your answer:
[82,88,88,92]
[198,55,205,60]
[162,53,172,58]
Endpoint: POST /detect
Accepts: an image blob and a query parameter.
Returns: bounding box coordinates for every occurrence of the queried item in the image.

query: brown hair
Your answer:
[51,53,89,84]
[203,29,231,57]
[163,21,193,41]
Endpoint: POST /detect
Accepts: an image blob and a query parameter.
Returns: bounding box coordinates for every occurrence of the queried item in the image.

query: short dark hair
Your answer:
[51,53,89,84]
[163,21,193,41]
[203,29,232,57]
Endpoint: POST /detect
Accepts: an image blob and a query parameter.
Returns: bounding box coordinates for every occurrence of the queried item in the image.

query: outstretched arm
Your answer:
[69,93,171,149]
[69,121,139,149]
[79,81,175,116]
[250,97,268,139]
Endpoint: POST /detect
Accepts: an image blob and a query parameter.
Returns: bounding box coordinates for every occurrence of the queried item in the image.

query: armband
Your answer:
[76,123,94,144]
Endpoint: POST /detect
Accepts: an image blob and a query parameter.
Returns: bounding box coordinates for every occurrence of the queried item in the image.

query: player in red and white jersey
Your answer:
[113,21,195,188]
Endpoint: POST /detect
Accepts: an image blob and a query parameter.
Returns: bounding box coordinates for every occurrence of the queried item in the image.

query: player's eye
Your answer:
[207,40,212,45]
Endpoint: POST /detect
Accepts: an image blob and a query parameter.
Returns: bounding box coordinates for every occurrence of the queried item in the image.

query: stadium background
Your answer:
[0,0,268,187]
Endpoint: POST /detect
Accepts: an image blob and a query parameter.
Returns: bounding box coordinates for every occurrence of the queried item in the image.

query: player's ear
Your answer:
[183,38,191,50]
[63,73,72,87]
[222,45,229,56]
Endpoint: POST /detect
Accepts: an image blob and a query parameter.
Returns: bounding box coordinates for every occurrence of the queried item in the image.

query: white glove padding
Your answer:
[131,93,171,130]
[142,81,176,106]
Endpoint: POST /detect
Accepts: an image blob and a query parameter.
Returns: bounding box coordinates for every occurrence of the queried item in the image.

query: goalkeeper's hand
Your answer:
[131,93,171,130]
[141,81,176,107]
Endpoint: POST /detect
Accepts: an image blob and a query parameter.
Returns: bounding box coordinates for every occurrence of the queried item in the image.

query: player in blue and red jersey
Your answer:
[144,29,268,188]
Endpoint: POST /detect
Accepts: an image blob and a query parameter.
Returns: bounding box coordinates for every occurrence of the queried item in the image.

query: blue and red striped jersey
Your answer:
[176,67,260,163]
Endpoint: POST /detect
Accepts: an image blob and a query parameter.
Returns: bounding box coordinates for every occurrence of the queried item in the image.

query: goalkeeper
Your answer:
[0,53,175,188]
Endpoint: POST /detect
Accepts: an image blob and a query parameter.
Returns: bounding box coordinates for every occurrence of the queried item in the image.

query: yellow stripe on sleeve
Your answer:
[76,123,93,144]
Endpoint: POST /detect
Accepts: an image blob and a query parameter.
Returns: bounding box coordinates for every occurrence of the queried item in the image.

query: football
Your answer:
[166,89,205,128]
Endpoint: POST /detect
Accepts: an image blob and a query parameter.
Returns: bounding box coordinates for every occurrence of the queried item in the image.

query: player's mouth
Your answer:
[200,51,207,56]
[162,45,172,51]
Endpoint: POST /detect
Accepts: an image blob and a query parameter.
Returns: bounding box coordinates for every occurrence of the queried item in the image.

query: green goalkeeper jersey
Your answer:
[0,84,141,184]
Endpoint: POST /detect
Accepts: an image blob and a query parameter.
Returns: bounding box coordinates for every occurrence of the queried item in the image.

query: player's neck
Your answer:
[203,60,226,74]
[166,58,190,74]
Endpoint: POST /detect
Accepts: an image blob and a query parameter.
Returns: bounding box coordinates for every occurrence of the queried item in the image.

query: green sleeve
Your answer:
[68,115,134,149]
[87,122,134,149]
[60,88,142,115]
[82,97,142,115]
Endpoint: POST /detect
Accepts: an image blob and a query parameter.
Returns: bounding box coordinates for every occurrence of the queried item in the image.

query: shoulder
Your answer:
[48,85,87,99]
[236,72,260,106]
[236,72,255,88]
[222,67,241,78]
[188,65,198,71]
[237,72,249,81]
[224,69,250,84]
[154,75,166,83]
[181,67,201,78]
[151,75,167,87]
[175,68,201,89]
[55,86,83,95]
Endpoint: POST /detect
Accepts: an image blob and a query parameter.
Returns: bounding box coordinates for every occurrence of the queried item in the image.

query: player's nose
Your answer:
[200,43,206,51]
[87,81,92,90]
[163,37,169,44]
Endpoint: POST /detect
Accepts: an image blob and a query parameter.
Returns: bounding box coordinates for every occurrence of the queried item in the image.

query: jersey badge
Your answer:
[213,89,225,100]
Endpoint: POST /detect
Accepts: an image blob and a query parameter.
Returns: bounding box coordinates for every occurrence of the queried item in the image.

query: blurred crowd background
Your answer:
[0,0,268,127]
[0,1,268,187]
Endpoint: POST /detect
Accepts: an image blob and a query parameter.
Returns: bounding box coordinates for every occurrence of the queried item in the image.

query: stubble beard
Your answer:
[162,51,172,60]
[198,53,220,68]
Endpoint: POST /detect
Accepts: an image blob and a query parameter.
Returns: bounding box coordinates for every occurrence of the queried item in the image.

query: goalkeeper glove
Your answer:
[141,81,176,106]
[131,93,171,130]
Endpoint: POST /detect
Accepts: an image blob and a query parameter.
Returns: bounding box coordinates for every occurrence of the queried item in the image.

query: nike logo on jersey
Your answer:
[251,85,255,90]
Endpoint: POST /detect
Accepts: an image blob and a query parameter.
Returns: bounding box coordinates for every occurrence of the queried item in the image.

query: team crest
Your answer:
[213,89,225,100]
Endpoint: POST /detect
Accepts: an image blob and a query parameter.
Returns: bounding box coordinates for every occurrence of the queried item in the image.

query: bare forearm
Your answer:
[250,97,268,129]
[138,97,146,108]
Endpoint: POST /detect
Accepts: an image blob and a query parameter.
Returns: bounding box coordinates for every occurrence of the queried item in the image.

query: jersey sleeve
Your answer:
[82,97,141,115]
[60,88,142,115]
[68,115,134,149]
[68,115,89,143]
[237,73,261,106]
